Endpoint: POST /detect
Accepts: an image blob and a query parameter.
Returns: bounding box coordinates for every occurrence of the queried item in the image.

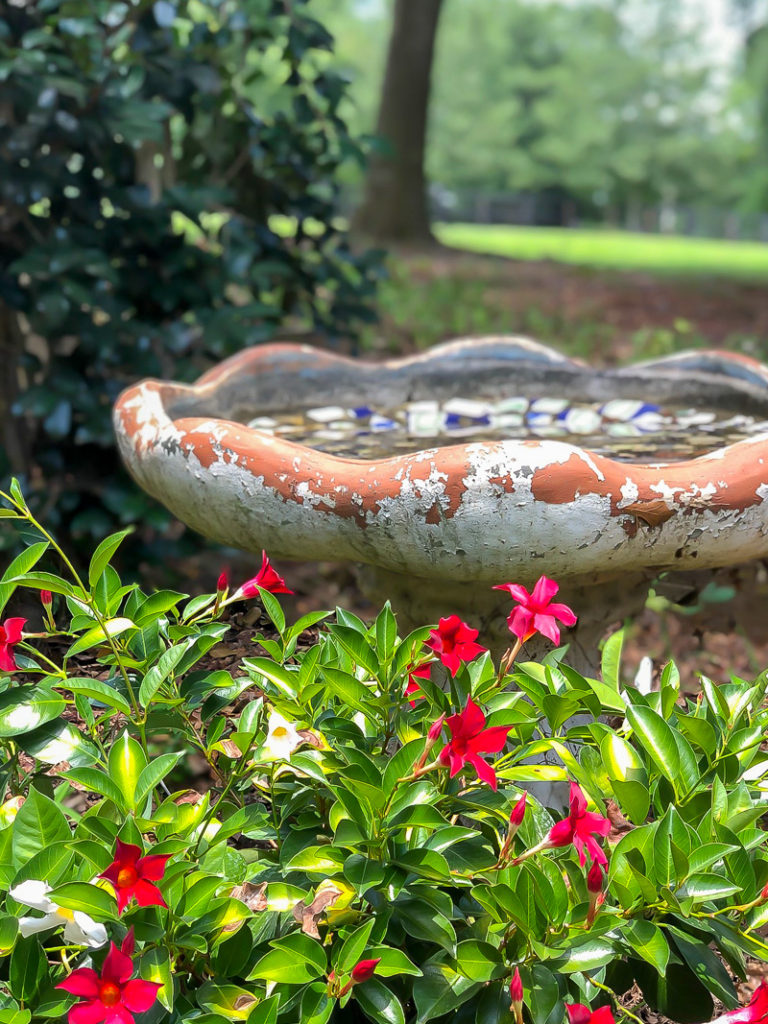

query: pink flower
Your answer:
[405,663,430,706]
[236,551,293,598]
[100,840,171,914]
[425,615,486,677]
[710,981,768,1024]
[56,928,161,1024]
[547,783,611,866]
[216,570,229,594]
[494,576,576,645]
[351,958,381,984]
[0,618,25,673]
[438,697,513,790]
[566,1004,615,1024]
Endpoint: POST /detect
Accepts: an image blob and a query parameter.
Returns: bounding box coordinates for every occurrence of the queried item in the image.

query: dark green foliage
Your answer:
[0,0,379,551]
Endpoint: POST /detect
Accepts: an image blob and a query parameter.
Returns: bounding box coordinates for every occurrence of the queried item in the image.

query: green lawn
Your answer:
[437,223,768,279]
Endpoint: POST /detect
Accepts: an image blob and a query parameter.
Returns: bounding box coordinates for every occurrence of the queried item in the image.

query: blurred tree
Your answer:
[0,0,379,554]
[351,0,445,243]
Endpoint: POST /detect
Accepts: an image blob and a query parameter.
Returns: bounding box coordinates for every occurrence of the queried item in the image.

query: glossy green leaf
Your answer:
[108,733,148,811]
[355,978,406,1024]
[625,705,680,785]
[48,882,117,919]
[0,687,64,738]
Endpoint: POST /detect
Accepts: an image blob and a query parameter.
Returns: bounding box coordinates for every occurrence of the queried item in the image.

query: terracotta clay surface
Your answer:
[114,337,768,588]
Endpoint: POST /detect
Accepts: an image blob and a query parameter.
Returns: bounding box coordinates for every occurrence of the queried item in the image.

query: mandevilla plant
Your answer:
[0,479,767,1024]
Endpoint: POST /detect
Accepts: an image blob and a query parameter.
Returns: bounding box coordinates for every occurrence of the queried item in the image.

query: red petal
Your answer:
[121,979,161,1013]
[101,943,133,986]
[136,854,171,882]
[104,1007,135,1024]
[113,840,141,867]
[445,746,467,778]
[531,576,559,606]
[547,818,576,847]
[461,697,487,736]
[469,725,512,754]
[444,710,465,740]
[57,968,100,998]
[569,782,588,818]
[591,1006,616,1024]
[493,583,531,605]
[441,649,462,677]
[507,607,535,642]
[69,1001,108,1024]
[532,613,560,645]
[130,879,167,909]
[566,1005,593,1024]
[99,863,121,886]
[548,602,577,626]
[580,811,611,837]
[467,752,498,790]
[121,927,135,958]
[2,618,26,644]
[457,640,487,663]
[0,646,17,672]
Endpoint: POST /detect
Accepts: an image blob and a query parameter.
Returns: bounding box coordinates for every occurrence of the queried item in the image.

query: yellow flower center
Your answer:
[272,727,289,738]
[99,981,121,1007]
[117,866,138,889]
[58,907,75,922]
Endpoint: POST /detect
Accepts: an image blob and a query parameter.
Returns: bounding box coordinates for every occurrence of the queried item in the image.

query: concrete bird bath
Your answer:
[114,337,768,671]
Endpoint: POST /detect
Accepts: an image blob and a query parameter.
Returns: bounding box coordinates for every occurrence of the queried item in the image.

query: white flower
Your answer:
[10,879,107,948]
[263,711,302,761]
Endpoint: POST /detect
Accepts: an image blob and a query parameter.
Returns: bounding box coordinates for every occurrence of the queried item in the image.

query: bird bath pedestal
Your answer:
[114,338,768,673]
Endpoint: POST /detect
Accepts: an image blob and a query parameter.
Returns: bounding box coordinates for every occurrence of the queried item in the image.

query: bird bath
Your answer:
[114,337,768,671]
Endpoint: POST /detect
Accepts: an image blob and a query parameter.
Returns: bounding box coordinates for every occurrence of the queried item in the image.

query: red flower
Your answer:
[216,570,229,593]
[236,551,293,598]
[438,697,513,790]
[566,1004,615,1024]
[100,840,171,914]
[494,576,576,645]
[0,618,25,673]
[405,663,430,706]
[57,928,160,1024]
[710,981,768,1024]
[425,615,486,677]
[547,783,610,866]
[351,958,381,984]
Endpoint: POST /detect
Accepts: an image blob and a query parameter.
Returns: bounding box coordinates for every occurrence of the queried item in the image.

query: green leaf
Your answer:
[108,733,148,811]
[412,964,479,1023]
[12,789,70,863]
[249,933,326,983]
[550,937,617,972]
[19,719,98,768]
[679,873,741,901]
[395,899,456,955]
[64,677,132,715]
[337,919,376,973]
[343,855,386,895]
[354,978,406,1024]
[61,768,127,810]
[669,926,737,1006]
[88,528,133,588]
[285,846,346,874]
[139,946,174,1012]
[625,705,680,785]
[135,752,183,805]
[8,936,48,1002]
[601,628,623,689]
[0,687,64,738]
[328,625,381,679]
[454,939,504,982]
[67,618,137,658]
[139,643,192,706]
[48,882,117,919]
[363,946,421,977]
[0,915,19,957]
[0,542,50,616]
[622,919,670,974]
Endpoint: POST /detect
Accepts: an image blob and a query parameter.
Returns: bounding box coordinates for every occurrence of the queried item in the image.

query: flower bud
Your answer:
[587,859,605,895]
[760,880,768,903]
[509,967,523,1006]
[40,590,52,608]
[509,792,527,828]
[427,714,446,743]
[217,571,229,594]
[350,958,380,984]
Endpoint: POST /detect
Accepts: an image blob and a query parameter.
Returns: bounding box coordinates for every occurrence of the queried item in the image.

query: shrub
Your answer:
[0,481,767,1024]
[0,0,379,550]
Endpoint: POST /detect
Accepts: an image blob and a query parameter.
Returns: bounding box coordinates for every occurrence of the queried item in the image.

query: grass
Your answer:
[436,223,768,279]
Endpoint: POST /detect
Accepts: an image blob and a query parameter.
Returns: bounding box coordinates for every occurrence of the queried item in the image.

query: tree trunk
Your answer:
[351,0,444,245]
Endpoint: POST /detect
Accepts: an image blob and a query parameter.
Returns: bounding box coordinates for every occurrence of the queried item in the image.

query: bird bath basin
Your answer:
[114,337,768,670]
